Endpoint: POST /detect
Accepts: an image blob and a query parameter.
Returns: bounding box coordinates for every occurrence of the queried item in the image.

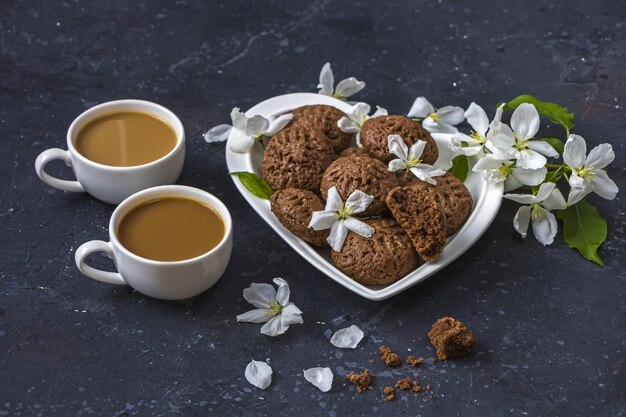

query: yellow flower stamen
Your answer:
[337,202,352,220]
[577,167,596,180]
[469,130,487,144]
[430,113,441,123]
[266,301,283,316]
[530,203,545,220]
[499,163,512,177]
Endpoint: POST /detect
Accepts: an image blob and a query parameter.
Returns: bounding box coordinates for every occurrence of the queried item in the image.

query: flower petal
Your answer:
[532,208,557,246]
[436,105,465,125]
[541,187,567,211]
[230,107,248,131]
[563,134,587,169]
[408,140,427,160]
[245,360,273,390]
[586,143,615,170]
[309,211,338,231]
[407,96,434,119]
[303,367,333,393]
[422,118,458,134]
[513,205,531,238]
[591,169,619,200]
[337,117,360,133]
[260,316,286,336]
[511,166,547,187]
[265,113,293,136]
[527,140,559,158]
[387,134,409,160]
[388,159,407,172]
[503,175,524,192]
[343,217,375,238]
[510,103,540,140]
[327,220,349,252]
[317,62,334,96]
[228,133,256,153]
[245,115,270,136]
[345,190,375,214]
[534,182,557,202]
[330,325,364,349]
[371,106,388,118]
[203,124,232,143]
[273,278,290,306]
[281,302,304,326]
[236,309,272,324]
[516,149,547,170]
[464,102,489,135]
[410,167,437,185]
[347,102,371,123]
[325,187,343,212]
[504,192,536,205]
[335,77,366,98]
[567,184,590,206]
[472,154,510,172]
[242,283,277,309]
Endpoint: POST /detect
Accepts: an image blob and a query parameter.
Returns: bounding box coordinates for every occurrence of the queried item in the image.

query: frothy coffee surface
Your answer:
[76,111,177,167]
[118,197,224,262]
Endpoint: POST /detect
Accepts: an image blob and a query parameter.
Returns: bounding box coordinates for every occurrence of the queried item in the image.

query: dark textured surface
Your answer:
[1,0,625,416]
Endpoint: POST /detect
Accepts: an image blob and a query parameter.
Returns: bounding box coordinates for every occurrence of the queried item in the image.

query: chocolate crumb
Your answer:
[430,357,437,363]
[407,356,425,367]
[347,369,374,393]
[383,386,395,401]
[379,345,402,367]
[368,359,375,364]
[428,316,477,360]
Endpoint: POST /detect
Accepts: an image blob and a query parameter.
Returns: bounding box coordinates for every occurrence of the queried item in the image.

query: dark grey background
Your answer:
[1,1,624,416]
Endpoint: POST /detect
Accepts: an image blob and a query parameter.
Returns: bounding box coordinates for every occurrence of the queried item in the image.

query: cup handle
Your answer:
[35,148,85,192]
[75,240,127,285]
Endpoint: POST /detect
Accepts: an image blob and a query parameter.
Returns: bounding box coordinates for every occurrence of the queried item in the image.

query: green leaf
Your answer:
[540,138,565,155]
[503,94,574,131]
[448,155,469,182]
[557,200,607,265]
[230,172,274,200]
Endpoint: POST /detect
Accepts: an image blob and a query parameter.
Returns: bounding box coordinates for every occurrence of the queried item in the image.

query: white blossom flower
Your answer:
[236,278,303,337]
[451,103,512,156]
[386,134,446,185]
[245,360,272,390]
[303,367,334,392]
[488,103,559,169]
[309,187,375,252]
[330,325,364,349]
[563,134,619,205]
[504,182,567,246]
[205,107,292,153]
[317,62,365,100]
[407,96,464,134]
[337,102,388,147]
[472,153,547,192]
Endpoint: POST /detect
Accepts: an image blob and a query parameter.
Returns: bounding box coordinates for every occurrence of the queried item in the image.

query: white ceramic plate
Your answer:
[225,93,503,301]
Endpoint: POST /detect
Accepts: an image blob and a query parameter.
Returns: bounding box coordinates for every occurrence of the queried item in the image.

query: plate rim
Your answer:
[225,92,503,301]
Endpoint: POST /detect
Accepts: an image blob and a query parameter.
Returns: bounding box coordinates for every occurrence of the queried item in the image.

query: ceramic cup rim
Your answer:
[66,99,185,171]
[108,185,233,266]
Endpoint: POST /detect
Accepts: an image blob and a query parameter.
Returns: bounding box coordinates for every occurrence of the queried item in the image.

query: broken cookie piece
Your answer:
[379,345,402,367]
[428,316,477,360]
[406,356,425,367]
[396,377,421,392]
[347,369,374,393]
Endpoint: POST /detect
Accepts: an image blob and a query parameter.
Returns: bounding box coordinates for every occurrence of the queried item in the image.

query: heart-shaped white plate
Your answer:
[225,93,503,301]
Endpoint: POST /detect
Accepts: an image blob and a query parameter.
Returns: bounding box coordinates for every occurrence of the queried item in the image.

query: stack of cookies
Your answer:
[263,105,473,286]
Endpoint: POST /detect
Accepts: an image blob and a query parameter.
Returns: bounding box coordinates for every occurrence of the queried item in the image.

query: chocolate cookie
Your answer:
[262,126,337,192]
[401,173,473,236]
[339,147,368,158]
[270,188,329,246]
[428,316,476,360]
[359,115,438,164]
[320,155,399,217]
[385,185,446,262]
[331,218,420,285]
[288,105,352,153]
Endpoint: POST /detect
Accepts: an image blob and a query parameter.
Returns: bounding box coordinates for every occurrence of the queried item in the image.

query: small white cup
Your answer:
[35,99,185,205]
[75,185,233,300]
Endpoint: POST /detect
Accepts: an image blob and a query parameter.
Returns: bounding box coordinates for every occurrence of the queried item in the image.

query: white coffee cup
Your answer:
[35,99,185,205]
[74,185,233,300]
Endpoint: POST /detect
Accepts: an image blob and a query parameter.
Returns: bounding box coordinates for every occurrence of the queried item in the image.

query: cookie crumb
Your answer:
[430,357,437,363]
[426,384,432,390]
[368,358,375,364]
[379,345,402,367]
[383,386,395,401]
[347,369,374,393]
[428,316,477,360]
[396,377,421,393]
[407,356,425,367]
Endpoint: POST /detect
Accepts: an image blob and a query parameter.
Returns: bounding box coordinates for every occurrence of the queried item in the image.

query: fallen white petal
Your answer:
[245,360,273,390]
[345,189,375,214]
[203,124,232,143]
[407,96,434,119]
[309,211,338,231]
[303,367,334,392]
[265,113,293,136]
[330,325,364,349]
[236,308,273,323]
[260,315,286,337]
[327,220,348,252]
[343,217,374,238]
[318,62,334,96]
[335,77,365,98]
[230,107,248,131]
[245,115,270,137]
[242,283,276,309]
[228,133,256,153]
